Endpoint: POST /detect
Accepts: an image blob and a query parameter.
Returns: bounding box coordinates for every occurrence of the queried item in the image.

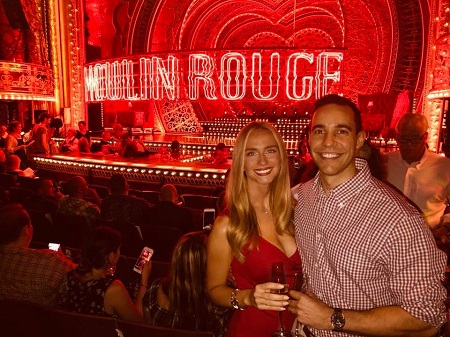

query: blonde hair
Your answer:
[226,121,293,262]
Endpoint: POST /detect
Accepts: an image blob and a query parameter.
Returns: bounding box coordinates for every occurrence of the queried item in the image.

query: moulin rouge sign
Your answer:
[84,50,343,102]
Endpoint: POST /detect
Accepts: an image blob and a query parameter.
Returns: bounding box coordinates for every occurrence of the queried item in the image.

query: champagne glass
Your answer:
[293,272,303,337]
[271,262,291,337]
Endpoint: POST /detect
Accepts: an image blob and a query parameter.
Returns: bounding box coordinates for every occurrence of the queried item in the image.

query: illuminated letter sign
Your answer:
[219,52,247,100]
[251,53,280,100]
[316,52,343,99]
[286,53,314,101]
[188,54,217,100]
[85,50,343,102]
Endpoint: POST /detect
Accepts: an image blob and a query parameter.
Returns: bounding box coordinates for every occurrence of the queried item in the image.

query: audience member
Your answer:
[147,184,193,233]
[57,176,101,226]
[290,94,446,336]
[59,127,79,152]
[111,123,124,141]
[101,174,151,224]
[28,112,52,155]
[143,231,228,335]
[120,134,149,158]
[0,122,7,148]
[290,134,314,186]
[5,121,29,169]
[90,130,112,153]
[78,137,91,153]
[49,117,63,137]
[6,154,33,177]
[170,140,181,159]
[75,120,91,143]
[0,204,76,307]
[24,178,63,213]
[58,226,150,322]
[212,142,229,165]
[0,149,5,172]
[207,121,301,337]
[357,139,387,181]
[385,113,450,235]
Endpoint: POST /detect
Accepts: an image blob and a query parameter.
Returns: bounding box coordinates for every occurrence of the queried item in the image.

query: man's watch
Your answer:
[331,308,346,330]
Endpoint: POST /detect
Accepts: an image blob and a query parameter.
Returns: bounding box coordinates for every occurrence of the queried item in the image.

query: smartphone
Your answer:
[133,247,154,274]
[48,243,60,251]
[203,208,216,230]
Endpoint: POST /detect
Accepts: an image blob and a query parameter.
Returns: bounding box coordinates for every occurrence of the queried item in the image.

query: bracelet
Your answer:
[230,289,245,310]
[139,284,148,288]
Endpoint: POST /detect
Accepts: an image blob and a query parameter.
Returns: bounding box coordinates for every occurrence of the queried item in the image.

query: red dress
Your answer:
[228,237,302,337]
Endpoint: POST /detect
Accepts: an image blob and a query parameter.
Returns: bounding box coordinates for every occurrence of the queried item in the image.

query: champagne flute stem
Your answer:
[278,311,284,332]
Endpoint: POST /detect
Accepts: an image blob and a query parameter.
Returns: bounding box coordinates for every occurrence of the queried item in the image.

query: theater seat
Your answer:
[0,300,214,337]
[129,189,161,205]
[180,194,218,210]
[50,212,91,248]
[138,224,183,262]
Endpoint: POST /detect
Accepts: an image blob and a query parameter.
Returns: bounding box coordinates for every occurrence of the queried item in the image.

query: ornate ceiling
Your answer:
[84,0,430,119]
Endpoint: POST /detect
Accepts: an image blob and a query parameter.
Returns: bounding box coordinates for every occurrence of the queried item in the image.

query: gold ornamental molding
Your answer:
[0,61,55,101]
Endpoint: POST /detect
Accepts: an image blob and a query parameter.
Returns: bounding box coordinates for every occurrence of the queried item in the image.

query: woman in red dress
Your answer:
[207,121,302,337]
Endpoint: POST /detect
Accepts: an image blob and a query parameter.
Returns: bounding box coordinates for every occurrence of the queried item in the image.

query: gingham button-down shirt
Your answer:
[0,246,76,307]
[293,159,447,336]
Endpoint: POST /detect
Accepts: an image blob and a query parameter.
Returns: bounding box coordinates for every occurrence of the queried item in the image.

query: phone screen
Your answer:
[133,247,154,274]
[48,243,60,251]
[203,208,216,230]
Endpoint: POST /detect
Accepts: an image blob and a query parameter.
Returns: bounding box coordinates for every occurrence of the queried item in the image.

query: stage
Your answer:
[33,151,229,195]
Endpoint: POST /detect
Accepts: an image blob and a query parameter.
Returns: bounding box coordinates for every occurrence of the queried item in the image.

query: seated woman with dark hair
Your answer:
[58,226,151,322]
[143,231,229,336]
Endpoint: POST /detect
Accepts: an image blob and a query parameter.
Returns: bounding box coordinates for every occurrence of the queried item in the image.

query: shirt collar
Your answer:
[312,158,371,204]
[402,149,429,169]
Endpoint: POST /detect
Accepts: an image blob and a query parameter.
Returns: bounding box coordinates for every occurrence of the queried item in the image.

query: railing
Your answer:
[0,61,55,101]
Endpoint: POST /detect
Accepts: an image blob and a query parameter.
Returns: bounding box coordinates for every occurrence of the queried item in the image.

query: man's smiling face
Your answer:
[308,103,365,189]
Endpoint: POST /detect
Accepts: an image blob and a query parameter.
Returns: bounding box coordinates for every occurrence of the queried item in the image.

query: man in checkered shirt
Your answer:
[0,204,76,307]
[289,94,447,336]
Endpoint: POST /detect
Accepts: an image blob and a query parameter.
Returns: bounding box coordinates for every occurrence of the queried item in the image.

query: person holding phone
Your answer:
[58,226,151,322]
[0,204,76,307]
[206,122,302,337]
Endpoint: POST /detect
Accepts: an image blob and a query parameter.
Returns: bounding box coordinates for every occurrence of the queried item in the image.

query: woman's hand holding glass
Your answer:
[249,282,290,310]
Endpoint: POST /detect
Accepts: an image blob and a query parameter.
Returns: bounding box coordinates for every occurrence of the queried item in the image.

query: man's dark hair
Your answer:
[7,120,21,133]
[312,94,363,134]
[0,204,30,244]
[50,118,63,129]
[38,112,52,123]
[65,176,86,197]
[77,226,121,274]
[110,174,127,194]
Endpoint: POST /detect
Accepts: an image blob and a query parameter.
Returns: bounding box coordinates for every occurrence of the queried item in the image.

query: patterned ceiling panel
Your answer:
[103,0,429,117]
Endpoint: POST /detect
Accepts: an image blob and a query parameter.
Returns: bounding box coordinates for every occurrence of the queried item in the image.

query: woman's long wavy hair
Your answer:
[77,226,121,275]
[167,231,217,331]
[226,121,293,262]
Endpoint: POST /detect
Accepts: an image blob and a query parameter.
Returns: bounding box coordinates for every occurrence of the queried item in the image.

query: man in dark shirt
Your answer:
[101,174,151,224]
[75,120,91,143]
[147,184,193,233]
